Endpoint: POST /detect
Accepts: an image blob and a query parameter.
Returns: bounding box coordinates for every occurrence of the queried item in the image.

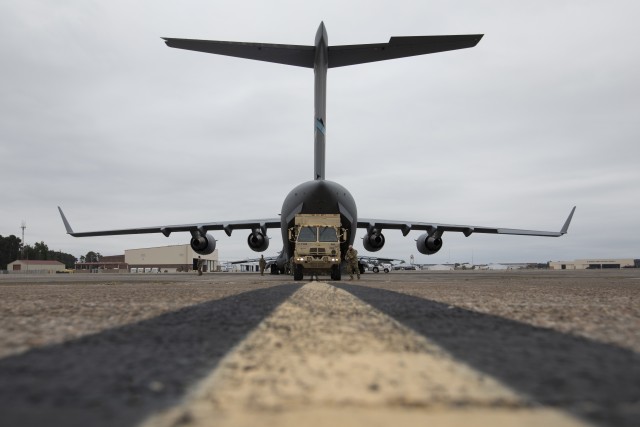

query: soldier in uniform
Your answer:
[345,245,360,280]
[197,256,204,276]
[259,255,267,276]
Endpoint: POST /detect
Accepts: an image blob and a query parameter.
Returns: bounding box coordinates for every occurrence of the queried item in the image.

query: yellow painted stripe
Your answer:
[142,282,590,427]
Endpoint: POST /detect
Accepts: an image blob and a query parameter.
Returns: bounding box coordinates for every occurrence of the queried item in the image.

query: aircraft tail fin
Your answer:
[163,27,483,184]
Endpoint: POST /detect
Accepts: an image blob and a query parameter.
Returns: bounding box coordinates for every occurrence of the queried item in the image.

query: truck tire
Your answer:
[330,264,341,281]
[293,264,304,281]
[372,266,379,273]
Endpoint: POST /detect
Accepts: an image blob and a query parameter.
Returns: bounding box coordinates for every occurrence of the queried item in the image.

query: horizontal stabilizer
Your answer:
[163,38,315,68]
[328,34,483,68]
[163,33,483,69]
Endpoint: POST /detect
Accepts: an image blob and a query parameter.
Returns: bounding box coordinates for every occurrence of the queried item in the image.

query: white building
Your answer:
[125,245,219,273]
[549,259,635,270]
[426,264,454,271]
[7,260,65,274]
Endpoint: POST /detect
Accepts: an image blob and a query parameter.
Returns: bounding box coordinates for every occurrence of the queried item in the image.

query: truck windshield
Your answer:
[297,226,317,242]
[318,227,338,242]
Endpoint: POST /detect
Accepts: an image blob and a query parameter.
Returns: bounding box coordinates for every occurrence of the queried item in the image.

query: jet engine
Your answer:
[362,229,385,252]
[247,230,269,252]
[416,233,443,255]
[190,232,216,255]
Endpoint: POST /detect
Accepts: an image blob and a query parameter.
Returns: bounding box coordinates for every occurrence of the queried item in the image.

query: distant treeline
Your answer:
[0,235,77,269]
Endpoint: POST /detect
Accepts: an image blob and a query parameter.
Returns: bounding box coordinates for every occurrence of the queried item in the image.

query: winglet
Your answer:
[560,206,576,235]
[57,206,75,235]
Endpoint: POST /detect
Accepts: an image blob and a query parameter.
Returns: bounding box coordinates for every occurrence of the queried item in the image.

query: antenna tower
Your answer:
[21,220,26,259]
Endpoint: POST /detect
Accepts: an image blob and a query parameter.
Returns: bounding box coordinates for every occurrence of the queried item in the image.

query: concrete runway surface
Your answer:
[0,270,638,427]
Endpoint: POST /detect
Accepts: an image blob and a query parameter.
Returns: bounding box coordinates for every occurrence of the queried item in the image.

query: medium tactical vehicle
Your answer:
[289,214,346,280]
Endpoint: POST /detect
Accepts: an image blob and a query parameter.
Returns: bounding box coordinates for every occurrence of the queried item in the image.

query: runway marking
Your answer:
[141,282,590,427]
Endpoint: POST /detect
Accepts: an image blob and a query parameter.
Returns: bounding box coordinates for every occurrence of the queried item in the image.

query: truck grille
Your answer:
[310,247,326,254]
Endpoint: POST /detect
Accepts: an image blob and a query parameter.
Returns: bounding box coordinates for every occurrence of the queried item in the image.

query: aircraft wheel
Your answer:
[293,264,304,281]
[270,264,279,275]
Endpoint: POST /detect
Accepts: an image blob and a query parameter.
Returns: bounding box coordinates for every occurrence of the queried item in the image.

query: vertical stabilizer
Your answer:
[313,22,328,180]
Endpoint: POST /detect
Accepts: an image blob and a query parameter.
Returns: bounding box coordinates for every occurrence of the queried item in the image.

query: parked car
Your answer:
[369,263,391,273]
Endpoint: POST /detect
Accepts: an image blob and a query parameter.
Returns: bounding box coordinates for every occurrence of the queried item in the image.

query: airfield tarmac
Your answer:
[0,270,638,427]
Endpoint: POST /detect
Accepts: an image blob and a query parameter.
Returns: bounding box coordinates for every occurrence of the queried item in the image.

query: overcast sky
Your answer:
[1,1,638,264]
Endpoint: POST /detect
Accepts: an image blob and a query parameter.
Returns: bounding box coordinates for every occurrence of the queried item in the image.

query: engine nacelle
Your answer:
[247,230,269,252]
[362,230,385,252]
[416,233,443,255]
[190,232,217,255]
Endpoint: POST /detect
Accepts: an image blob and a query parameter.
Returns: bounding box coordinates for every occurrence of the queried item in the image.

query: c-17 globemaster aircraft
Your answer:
[59,22,575,280]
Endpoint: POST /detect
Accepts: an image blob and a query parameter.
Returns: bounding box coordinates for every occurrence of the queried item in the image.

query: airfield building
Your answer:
[7,260,65,274]
[125,244,219,273]
[549,258,635,270]
[72,245,219,273]
[75,255,128,273]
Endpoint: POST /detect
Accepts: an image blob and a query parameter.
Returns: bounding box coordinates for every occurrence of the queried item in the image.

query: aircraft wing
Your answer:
[58,207,281,238]
[358,207,576,238]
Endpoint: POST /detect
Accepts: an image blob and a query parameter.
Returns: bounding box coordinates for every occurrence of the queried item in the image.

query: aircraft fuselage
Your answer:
[279,180,358,267]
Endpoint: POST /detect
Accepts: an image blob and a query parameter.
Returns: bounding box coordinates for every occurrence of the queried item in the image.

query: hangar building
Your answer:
[75,255,128,273]
[549,258,635,270]
[125,244,219,273]
[7,260,65,274]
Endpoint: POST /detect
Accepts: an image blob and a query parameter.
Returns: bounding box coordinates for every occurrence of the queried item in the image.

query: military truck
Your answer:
[289,214,346,280]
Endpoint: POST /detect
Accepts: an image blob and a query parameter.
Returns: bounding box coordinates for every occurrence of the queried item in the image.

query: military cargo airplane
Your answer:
[59,23,575,279]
